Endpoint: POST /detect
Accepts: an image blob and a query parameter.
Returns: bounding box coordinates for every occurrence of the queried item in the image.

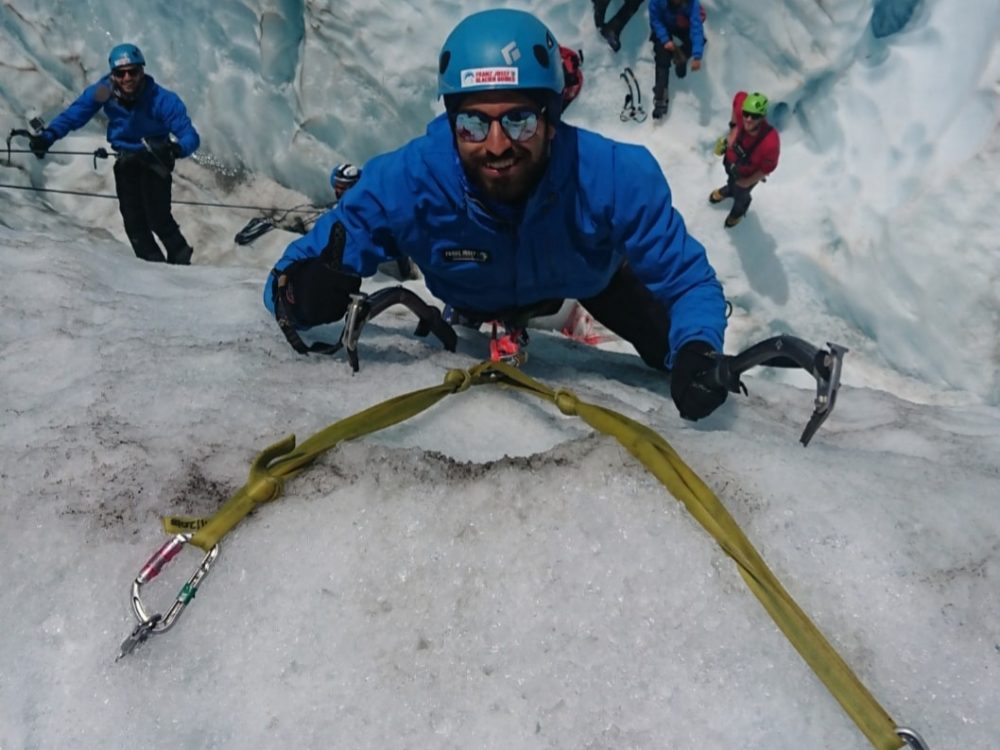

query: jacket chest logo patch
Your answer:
[443,248,490,263]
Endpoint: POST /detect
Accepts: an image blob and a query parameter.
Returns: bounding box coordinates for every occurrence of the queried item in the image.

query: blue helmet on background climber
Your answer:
[437,9,565,120]
[108,43,145,70]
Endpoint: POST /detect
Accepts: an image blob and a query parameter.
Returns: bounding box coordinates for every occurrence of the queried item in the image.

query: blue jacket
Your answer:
[649,0,705,59]
[44,74,199,156]
[265,114,725,367]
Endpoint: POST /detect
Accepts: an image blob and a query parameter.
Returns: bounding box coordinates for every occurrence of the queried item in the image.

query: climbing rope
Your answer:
[0,181,323,214]
[3,131,325,215]
[119,360,924,750]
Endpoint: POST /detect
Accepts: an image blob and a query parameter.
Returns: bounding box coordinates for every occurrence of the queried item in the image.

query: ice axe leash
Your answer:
[117,361,925,750]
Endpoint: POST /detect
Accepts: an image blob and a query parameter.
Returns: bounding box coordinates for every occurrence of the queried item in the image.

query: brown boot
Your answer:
[724,212,743,228]
[709,187,728,204]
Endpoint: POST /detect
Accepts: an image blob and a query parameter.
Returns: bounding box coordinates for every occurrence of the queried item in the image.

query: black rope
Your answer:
[5,131,326,215]
[0,181,325,214]
[6,148,108,156]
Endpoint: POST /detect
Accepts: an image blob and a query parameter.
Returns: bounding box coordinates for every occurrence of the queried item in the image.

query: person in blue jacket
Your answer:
[648,0,705,119]
[264,9,730,422]
[30,44,200,264]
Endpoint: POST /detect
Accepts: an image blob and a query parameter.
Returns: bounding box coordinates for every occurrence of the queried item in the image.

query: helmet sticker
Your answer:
[501,42,521,64]
[460,67,519,87]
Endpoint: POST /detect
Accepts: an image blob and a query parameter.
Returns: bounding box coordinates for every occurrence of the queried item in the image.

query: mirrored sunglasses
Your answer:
[112,66,143,80]
[454,107,544,144]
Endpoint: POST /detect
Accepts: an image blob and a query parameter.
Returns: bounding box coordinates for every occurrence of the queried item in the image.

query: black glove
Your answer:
[28,131,54,159]
[147,141,182,172]
[274,221,361,327]
[670,341,728,421]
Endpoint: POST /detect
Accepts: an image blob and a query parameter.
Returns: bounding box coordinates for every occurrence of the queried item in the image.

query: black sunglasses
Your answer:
[112,66,143,80]
[742,112,764,121]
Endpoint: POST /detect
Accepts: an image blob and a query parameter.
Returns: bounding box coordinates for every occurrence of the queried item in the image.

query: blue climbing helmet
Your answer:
[108,43,145,70]
[437,9,565,121]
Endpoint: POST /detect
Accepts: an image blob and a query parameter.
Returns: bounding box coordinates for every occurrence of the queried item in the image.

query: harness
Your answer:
[728,122,773,173]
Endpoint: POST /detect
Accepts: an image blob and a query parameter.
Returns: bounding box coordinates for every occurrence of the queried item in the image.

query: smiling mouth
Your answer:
[483,156,517,175]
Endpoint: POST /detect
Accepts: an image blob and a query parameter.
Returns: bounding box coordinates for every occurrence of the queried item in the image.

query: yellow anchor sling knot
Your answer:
[136,360,914,750]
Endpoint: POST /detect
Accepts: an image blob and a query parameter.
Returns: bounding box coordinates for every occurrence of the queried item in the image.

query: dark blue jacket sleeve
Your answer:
[45,82,106,141]
[611,142,726,364]
[154,89,200,157]
[649,0,670,45]
[262,143,425,315]
[690,1,706,59]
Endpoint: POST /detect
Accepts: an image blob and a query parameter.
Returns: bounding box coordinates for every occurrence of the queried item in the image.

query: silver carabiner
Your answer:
[117,533,219,660]
[897,726,931,750]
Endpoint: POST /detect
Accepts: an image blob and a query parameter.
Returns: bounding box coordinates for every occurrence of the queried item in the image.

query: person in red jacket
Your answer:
[709,91,780,228]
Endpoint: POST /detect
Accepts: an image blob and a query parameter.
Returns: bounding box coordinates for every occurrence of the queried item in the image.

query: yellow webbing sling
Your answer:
[162,361,904,750]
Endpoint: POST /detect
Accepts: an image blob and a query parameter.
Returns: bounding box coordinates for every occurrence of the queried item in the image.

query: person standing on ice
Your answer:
[709,91,780,228]
[263,8,731,422]
[29,44,200,264]
[648,0,706,119]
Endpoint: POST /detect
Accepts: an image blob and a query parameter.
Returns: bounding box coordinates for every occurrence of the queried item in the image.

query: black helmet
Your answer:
[330,163,361,189]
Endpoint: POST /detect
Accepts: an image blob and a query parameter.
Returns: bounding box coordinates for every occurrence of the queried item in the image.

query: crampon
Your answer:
[489,321,529,367]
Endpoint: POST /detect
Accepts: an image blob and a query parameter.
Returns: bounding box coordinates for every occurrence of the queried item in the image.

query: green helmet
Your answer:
[742,92,769,116]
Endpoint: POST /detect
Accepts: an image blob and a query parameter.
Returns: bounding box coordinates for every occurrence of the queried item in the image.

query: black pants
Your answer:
[579,261,670,370]
[113,158,191,264]
[652,27,693,105]
[721,161,756,218]
[593,0,645,34]
[451,262,671,371]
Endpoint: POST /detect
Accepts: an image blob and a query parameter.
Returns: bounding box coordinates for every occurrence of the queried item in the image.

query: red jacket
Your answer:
[726,91,780,178]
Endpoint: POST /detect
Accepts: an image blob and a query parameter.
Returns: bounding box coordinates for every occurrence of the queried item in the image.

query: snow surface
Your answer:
[1,1,999,749]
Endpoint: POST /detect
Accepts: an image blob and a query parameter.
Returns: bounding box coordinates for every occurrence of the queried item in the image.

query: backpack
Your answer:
[560,46,584,111]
